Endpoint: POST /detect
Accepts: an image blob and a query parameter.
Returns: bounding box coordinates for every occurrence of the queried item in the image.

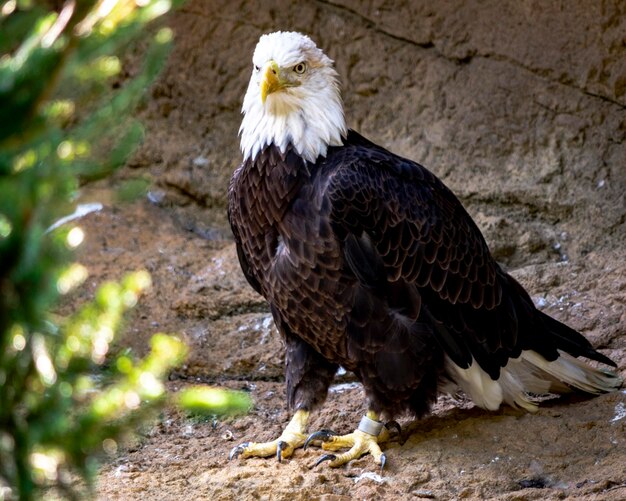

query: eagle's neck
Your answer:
[239,78,346,165]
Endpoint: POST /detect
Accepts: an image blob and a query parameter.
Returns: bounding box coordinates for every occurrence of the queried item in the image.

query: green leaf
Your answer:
[178,387,253,416]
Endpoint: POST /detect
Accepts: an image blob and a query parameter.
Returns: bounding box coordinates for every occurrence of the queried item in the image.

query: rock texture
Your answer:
[84,1,626,499]
[138,0,626,266]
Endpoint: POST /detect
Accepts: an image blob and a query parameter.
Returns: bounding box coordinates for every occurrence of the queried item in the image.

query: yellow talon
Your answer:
[308,411,389,469]
[320,429,385,466]
[229,409,310,462]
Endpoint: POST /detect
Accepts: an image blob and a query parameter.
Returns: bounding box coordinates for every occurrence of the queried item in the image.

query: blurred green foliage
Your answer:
[0,1,252,500]
[178,386,252,417]
[0,2,253,498]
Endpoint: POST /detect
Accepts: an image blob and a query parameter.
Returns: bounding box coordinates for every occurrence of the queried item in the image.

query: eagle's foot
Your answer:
[309,429,386,469]
[307,413,388,470]
[229,409,309,463]
[229,434,305,462]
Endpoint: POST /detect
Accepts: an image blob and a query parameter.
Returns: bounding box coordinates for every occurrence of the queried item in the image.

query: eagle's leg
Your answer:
[306,411,390,469]
[229,330,338,463]
[229,409,310,462]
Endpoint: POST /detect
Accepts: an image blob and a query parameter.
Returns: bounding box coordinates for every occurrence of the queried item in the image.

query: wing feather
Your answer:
[325,132,524,377]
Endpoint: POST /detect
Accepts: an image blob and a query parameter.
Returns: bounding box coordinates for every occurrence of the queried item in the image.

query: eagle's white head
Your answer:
[239,31,347,164]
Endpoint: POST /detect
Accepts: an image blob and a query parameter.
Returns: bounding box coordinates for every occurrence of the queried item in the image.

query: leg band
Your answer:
[357,414,384,436]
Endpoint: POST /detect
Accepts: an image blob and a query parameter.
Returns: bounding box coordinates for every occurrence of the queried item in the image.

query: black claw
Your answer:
[276,440,287,463]
[384,420,402,437]
[228,442,250,461]
[380,453,387,473]
[313,453,336,468]
[303,429,337,450]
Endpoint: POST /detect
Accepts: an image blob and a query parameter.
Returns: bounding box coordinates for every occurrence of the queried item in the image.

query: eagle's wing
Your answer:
[324,132,603,380]
[228,164,264,296]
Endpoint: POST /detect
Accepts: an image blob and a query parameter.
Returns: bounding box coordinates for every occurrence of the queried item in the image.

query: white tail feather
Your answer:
[445,350,621,412]
[519,350,621,395]
[445,358,503,411]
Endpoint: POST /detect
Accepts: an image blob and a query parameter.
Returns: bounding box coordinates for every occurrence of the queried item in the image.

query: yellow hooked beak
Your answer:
[260,60,284,104]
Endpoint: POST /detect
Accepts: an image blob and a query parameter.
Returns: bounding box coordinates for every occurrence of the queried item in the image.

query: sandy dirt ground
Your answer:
[66,1,626,499]
[77,188,625,501]
[81,190,625,501]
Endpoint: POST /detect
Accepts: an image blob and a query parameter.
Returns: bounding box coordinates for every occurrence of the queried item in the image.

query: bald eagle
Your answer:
[227,31,620,468]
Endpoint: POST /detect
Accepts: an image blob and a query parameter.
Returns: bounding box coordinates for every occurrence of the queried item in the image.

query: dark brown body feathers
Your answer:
[228,130,615,417]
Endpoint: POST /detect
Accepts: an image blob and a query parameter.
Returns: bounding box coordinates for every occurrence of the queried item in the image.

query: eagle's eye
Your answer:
[254,64,260,72]
[293,62,307,74]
